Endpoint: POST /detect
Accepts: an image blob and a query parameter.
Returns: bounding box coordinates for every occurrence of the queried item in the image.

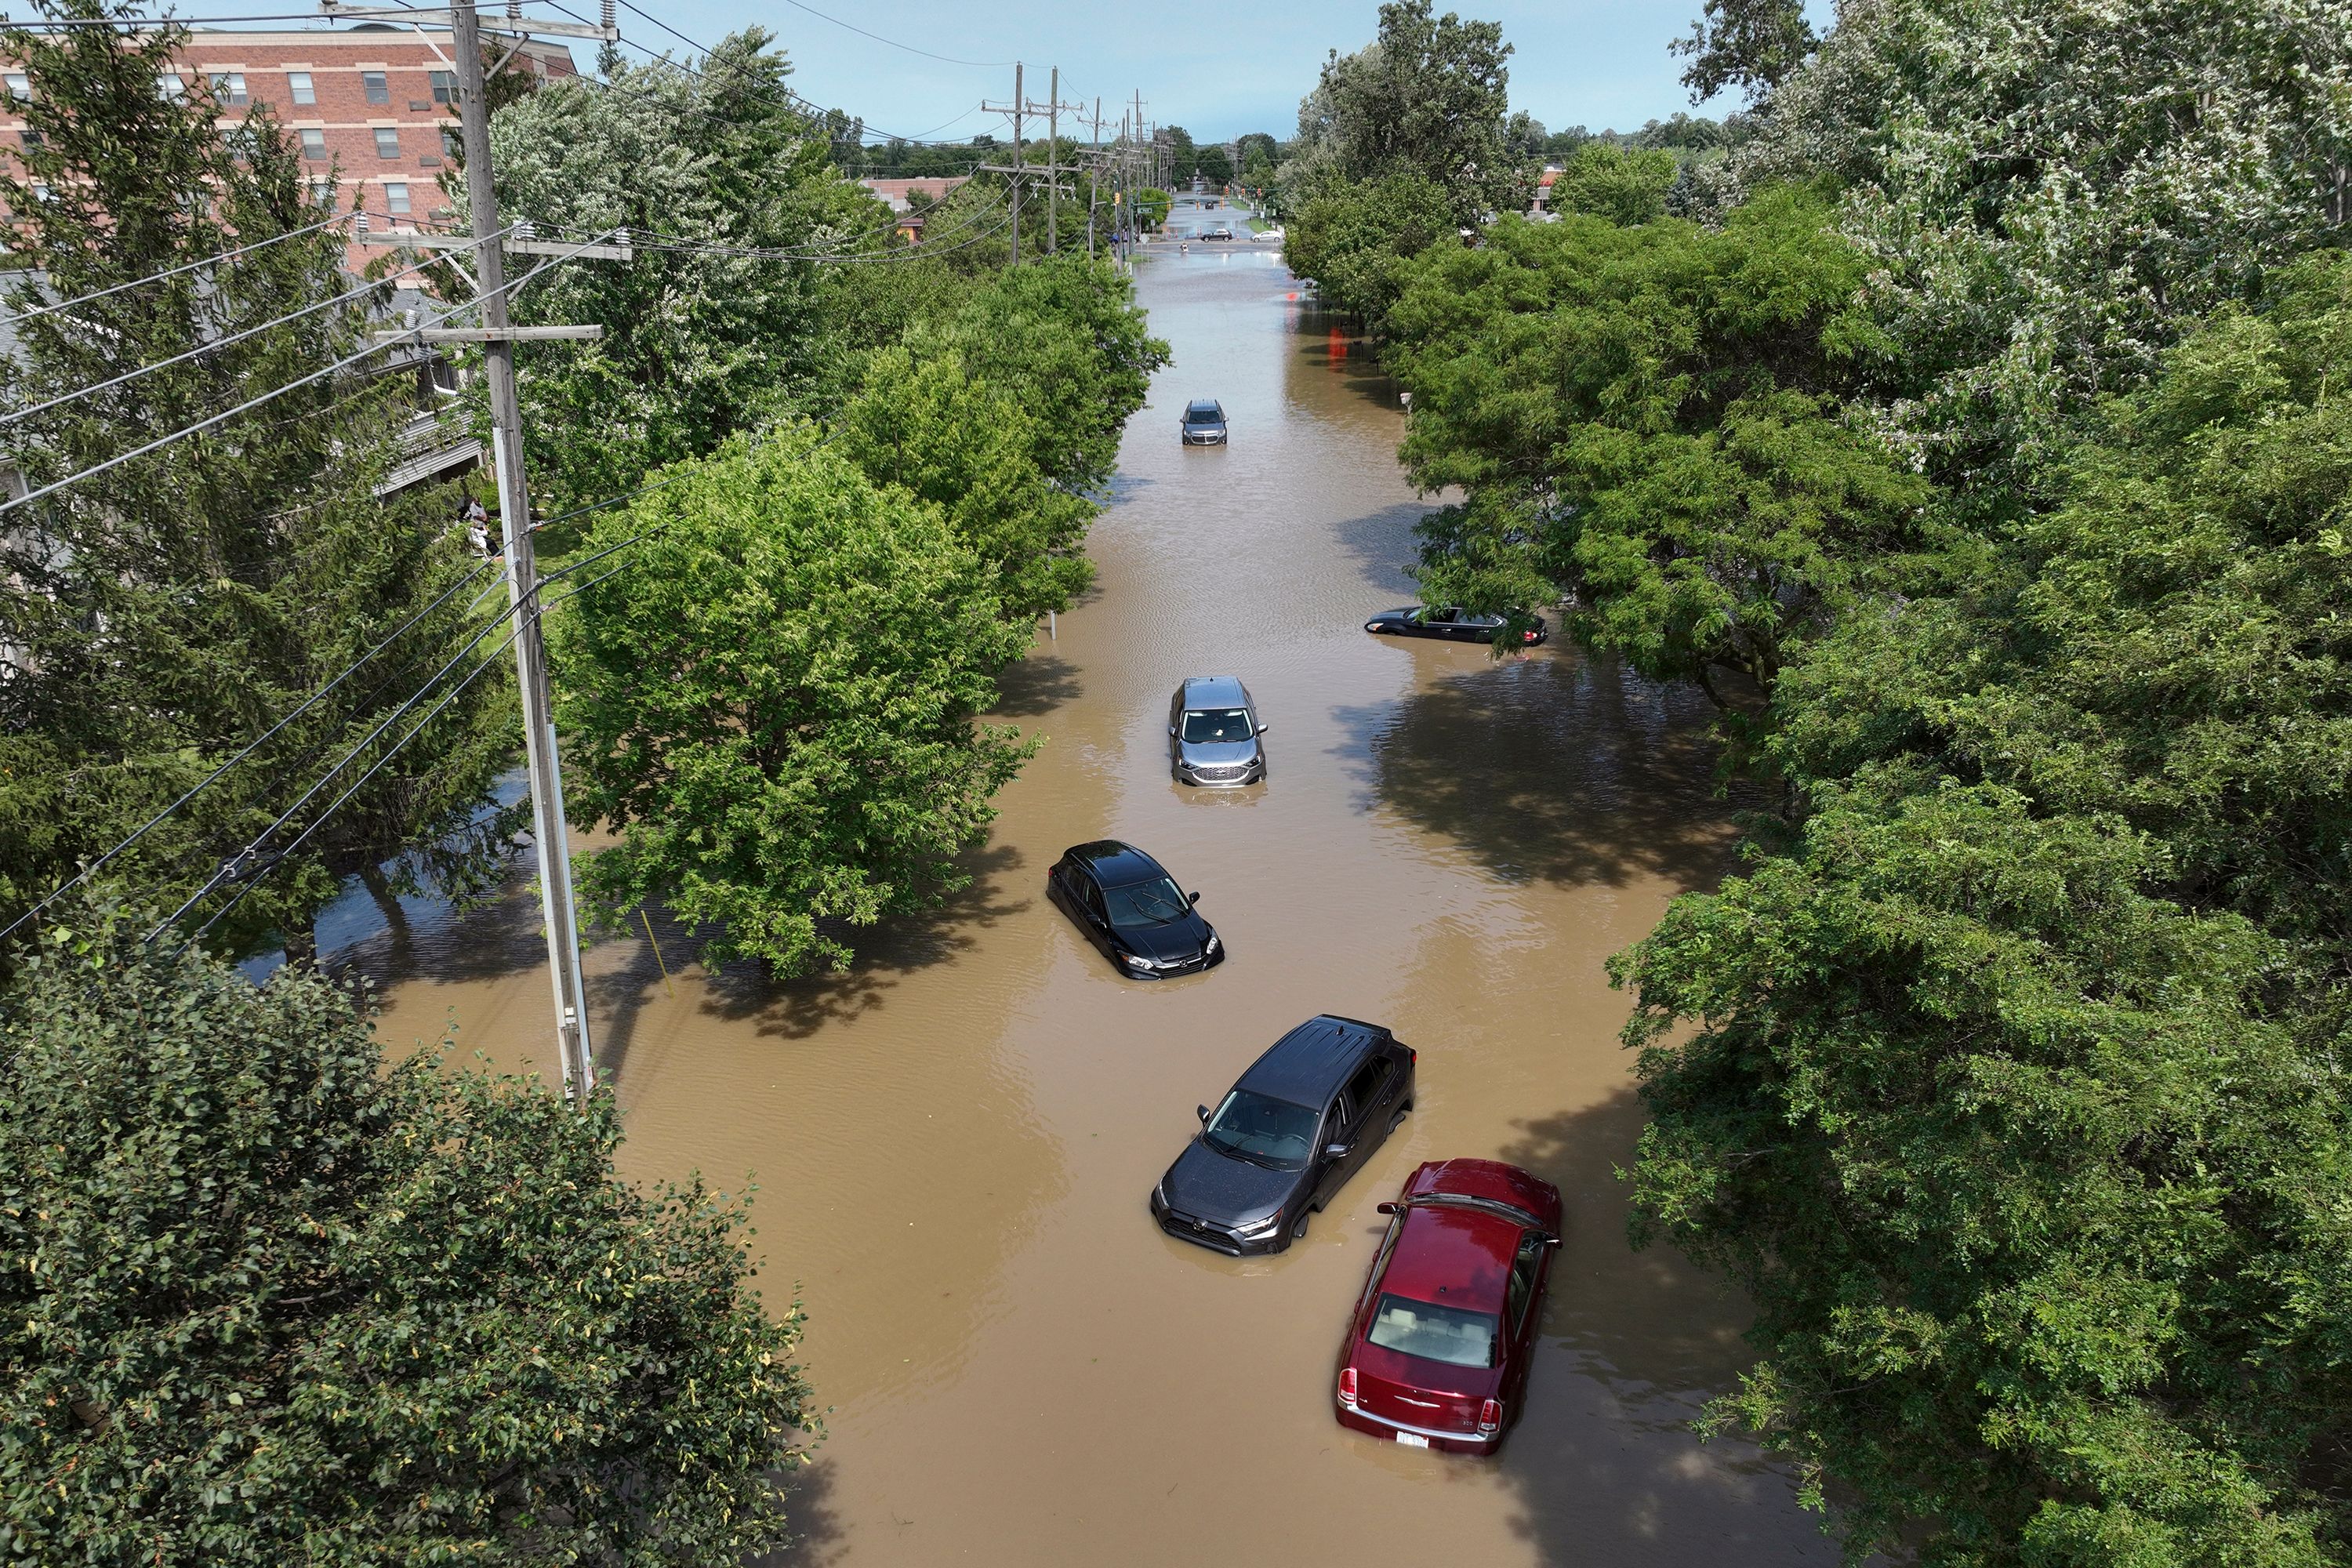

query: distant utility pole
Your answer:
[1088,95,1102,258]
[979,63,1026,264]
[1021,71,1086,256]
[327,0,626,1106]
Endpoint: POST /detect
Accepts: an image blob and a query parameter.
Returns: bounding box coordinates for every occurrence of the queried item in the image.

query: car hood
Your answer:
[1180,739,1258,765]
[1114,913,1214,962]
[1160,1138,1301,1226]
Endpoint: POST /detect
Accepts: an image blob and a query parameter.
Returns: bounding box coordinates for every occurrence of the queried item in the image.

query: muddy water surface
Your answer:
[358,234,1833,1566]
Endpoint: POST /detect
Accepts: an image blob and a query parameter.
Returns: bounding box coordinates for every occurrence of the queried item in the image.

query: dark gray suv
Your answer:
[1151,1014,1416,1255]
[1168,675,1265,786]
[1181,399,1228,445]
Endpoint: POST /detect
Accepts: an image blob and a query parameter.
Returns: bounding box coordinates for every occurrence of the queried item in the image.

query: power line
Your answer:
[0,553,498,947]
[753,0,1012,70]
[0,226,621,521]
[167,614,528,956]
[2,225,514,427]
[0,208,355,327]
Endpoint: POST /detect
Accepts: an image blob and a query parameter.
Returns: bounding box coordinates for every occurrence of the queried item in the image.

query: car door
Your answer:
[1312,1089,1359,1207]
[1502,1230,1548,1407]
[1074,872,1114,954]
[1341,1053,1399,1167]
[1465,612,1506,643]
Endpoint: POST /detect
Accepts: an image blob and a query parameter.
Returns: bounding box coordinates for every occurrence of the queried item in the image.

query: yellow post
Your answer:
[640,907,675,998]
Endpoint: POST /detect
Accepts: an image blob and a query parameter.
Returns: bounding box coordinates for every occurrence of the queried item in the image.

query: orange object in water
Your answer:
[1329,325,1348,360]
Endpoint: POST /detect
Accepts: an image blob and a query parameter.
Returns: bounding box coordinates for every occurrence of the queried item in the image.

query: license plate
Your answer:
[1395,1432,1430,1449]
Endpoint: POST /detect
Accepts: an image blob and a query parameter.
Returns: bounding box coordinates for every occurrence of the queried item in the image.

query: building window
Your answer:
[308,176,335,206]
[362,71,389,105]
[209,71,246,107]
[373,126,399,159]
[299,127,327,161]
[441,127,459,159]
[29,181,49,202]
[156,71,183,99]
[430,69,455,103]
[19,127,38,151]
[286,70,314,105]
[4,72,30,100]
[385,180,410,216]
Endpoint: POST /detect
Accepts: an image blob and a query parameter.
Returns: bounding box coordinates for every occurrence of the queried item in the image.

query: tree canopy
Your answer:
[0,909,812,1562]
[1621,256,2352,1566]
[547,430,1036,978]
[1387,187,1926,699]
[0,2,514,964]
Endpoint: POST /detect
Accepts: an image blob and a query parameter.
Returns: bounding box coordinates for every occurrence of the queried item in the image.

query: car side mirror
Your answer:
[1167,724,1178,735]
[1188,891,1201,905]
[1323,1142,1352,1160]
[1255,722,1270,733]
[1545,1234,1563,1248]
[1376,1201,1399,1215]
[1197,1105,1210,1123]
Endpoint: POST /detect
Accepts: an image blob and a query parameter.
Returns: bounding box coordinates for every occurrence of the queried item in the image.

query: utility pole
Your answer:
[979,63,1027,265]
[1011,63,1022,265]
[448,0,610,1104]
[1088,94,1101,259]
[1047,67,1058,253]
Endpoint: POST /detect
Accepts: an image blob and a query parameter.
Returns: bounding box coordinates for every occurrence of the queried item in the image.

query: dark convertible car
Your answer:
[1048,840,1224,978]
[1363,605,1548,646]
[1152,1014,1415,1255]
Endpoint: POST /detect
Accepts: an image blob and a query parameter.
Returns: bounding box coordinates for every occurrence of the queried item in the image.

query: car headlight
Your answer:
[1232,1213,1282,1238]
[1122,953,1153,969]
[1205,933,1220,953]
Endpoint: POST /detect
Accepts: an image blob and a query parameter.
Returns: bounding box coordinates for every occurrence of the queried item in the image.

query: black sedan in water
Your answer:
[1152,1014,1415,1255]
[1364,604,1549,646]
[1049,840,1224,978]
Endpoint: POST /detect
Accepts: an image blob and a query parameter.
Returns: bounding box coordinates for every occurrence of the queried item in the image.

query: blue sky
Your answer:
[628,0,1736,144]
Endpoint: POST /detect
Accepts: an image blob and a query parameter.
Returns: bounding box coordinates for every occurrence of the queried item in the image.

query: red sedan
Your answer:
[1333,1158,1562,1454]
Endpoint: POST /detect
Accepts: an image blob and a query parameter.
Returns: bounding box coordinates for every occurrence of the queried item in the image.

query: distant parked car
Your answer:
[1334,1159,1563,1454]
[1203,225,1236,241]
[1258,225,1285,243]
[1168,675,1266,786]
[1048,840,1223,979]
[1152,1015,1414,1254]
[1363,605,1548,646]
[1181,399,1229,445]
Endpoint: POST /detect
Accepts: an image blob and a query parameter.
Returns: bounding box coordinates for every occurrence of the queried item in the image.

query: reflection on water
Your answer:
[350,233,1834,1566]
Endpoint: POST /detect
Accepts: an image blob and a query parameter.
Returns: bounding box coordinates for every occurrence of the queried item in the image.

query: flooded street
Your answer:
[358,230,1834,1566]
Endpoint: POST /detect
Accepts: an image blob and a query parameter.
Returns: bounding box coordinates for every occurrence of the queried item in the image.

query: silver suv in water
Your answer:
[1168,676,1267,786]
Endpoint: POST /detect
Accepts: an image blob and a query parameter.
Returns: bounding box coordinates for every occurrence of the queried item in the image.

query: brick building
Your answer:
[5,25,576,267]
[856,176,969,241]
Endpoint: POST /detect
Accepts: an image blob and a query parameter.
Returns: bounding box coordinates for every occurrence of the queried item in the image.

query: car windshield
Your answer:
[1102,875,1190,929]
[1367,1293,1500,1368]
[1183,708,1253,743]
[1185,406,1221,423]
[1202,1089,1319,1169]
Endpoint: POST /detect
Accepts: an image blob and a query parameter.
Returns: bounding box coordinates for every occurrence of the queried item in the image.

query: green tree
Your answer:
[1386,187,1928,698]
[1619,256,2352,1566]
[1547,140,1679,225]
[1134,185,1171,230]
[1671,0,1815,101]
[1281,170,1456,321]
[1196,143,1233,186]
[548,429,1036,978]
[473,29,892,514]
[0,0,514,963]
[1290,0,1526,222]
[834,344,1098,618]
[926,253,1170,495]
[1741,0,2352,493]
[0,908,814,1562]
[1161,124,1198,183]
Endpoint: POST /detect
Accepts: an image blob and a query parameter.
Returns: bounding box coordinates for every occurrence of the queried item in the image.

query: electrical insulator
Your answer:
[514,219,535,242]
[600,0,615,29]
[353,210,369,238]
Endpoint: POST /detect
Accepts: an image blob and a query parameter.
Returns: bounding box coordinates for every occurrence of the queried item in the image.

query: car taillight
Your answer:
[1338,1367,1359,1409]
[1522,630,1538,642]
[1477,1398,1502,1436]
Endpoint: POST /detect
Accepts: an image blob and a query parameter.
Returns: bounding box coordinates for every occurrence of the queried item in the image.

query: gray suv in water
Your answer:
[1168,676,1267,786]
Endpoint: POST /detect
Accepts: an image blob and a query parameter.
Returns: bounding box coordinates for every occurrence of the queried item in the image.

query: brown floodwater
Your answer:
[351,234,1836,1566]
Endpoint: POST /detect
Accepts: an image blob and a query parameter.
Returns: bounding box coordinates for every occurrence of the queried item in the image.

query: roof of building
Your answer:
[857,176,969,212]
